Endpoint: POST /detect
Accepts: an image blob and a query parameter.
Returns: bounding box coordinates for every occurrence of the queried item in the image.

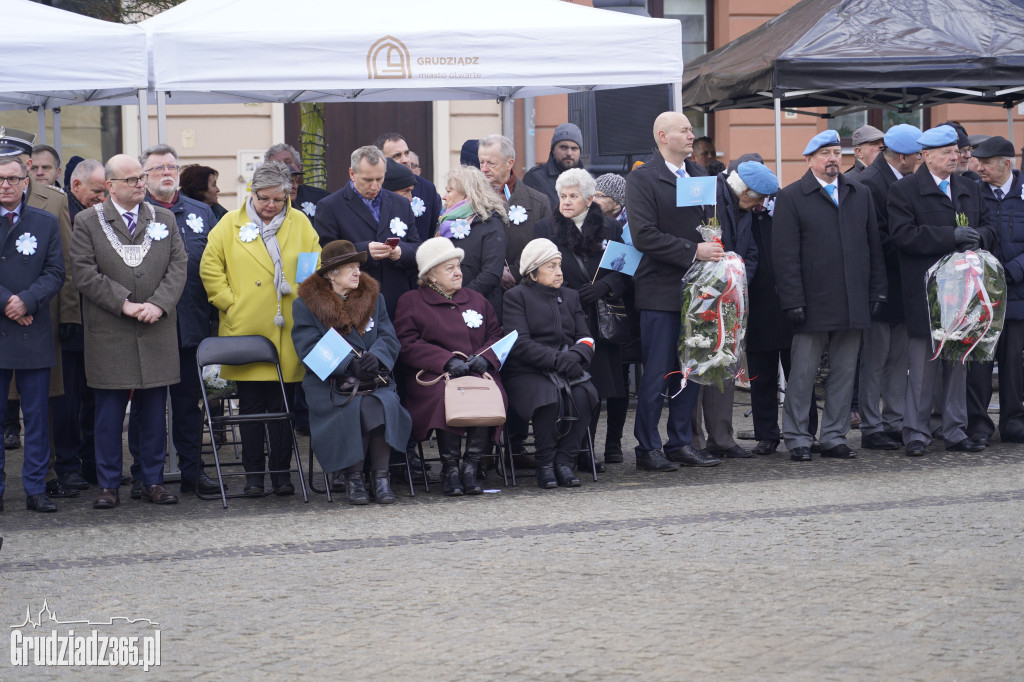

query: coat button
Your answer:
[256,280,261,287]
[450,304,456,310]
[557,297,562,303]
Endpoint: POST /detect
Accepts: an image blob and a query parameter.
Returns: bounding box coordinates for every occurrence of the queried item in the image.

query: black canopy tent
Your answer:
[680,0,1024,174]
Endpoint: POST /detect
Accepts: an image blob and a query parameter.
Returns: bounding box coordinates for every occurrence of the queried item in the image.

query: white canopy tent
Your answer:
[1,0,148,148]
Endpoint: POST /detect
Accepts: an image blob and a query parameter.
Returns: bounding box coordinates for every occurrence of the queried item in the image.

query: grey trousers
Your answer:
[783,329,861,450]
[692,380,737,451]
[858,322,908,435]
[903,336,968,447]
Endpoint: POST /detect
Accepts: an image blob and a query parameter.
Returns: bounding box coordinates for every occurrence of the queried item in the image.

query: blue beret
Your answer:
[736,161,779,195]
[802,130,841,156]
[917,125,958,150]
[884,124,923,155]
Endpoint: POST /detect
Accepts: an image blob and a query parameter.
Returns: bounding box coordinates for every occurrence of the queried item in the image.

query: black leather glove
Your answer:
[577,281,609,305]
[870,301,886,321]
[466,354,491,374]
[58,323,81,344]
[953,226,981,250]
[554,352,584,379]
[444,356,471,378]
[352,352,380,381]
[785,307,806,326]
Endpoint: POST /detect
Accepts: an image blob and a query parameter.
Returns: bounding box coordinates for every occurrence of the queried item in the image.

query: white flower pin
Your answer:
[365,317,375,333]
[147,222,170,241]
[508,205,528,225]
[15,232,37,256]
[186,213,204,233]
[462,309,483,329]
[301,201,316,217]
[389,217,408,238]
[410,196,426,217]
[239,222,260,243]
[450,219,471,240]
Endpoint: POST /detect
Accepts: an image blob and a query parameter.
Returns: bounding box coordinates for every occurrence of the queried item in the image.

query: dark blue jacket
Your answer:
[314,183,421,317]
[0,205,65,369]
[146,192,214,349]
[411,175,442,242]
[981,169,1024,320]
[715,173,759,283]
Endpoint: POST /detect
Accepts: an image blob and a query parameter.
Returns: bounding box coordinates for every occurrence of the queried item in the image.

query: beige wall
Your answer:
[438,99,503,181]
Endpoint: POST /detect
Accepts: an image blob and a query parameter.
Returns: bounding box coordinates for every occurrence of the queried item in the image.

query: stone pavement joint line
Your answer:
[2,488,1020,573]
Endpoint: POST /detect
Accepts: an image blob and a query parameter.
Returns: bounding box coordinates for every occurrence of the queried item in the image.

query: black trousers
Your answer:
[966,318,1024,440]
[747,348,818,441]
[237,380,297,482]
[531,386,596,468]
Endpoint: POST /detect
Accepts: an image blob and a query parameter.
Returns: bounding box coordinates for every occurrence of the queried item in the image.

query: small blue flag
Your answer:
[503,184,511,201]
[676,176,717,207]
[597,241,642,277]
[303,328,354,381]
[487,330,518,369]
[296,252,319,283]
[620,223,632,245]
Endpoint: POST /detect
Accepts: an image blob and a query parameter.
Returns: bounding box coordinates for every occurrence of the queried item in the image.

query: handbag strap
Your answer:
[415,349,493,386]
[329,378,359,408]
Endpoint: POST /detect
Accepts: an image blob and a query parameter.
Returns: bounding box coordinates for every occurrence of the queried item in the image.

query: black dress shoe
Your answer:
[181,470,223,495]
[967,434,990,447]
[1001,429,1024,443]
[862,432,901,450]
[0,498,3,512]
[273,482,295,496]
[603,442,624,464]
[820,443,857,459]
[26,494,57,513]
[634,449,679,472]
[665,445,721,467]
[790,447,812,462]
[120,474,133,486]
[905,440,927,457]
[130,479,144,499]
[58,472,90,490]
[93,488,120,509]
[946,439,985,453]
[884,430,904,445]
[142,484,179,505]
[4,431,20,449]
[536,465,558,488]
[45,478,80,498]
[711,444,754,459]
[554,464,581,487]
[753,439,779,455]
[810,440,822,453]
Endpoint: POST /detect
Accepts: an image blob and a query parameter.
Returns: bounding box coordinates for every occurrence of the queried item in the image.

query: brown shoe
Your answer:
[93,488,120,509]
[141,484,179,505]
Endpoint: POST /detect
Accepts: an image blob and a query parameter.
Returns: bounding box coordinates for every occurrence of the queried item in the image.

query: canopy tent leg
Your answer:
[774,97,783,178]
[524,97,536,170]
[157,91,168,145]
[138,89,149,152]
[36,107,46,145]
[671,80,683,113]
[1008,106,1016,148]
[501,98,515,141]
[53,108,61,159]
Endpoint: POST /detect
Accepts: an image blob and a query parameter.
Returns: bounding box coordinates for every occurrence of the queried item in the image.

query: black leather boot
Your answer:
[345,472,370,505]
[461,427,488,495]
[536,465,558,489]
[435,430,464,496]
[371,470,396,504]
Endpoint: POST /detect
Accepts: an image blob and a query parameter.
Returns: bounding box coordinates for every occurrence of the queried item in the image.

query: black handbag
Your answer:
[329,373,390,407]
[595,296,631,344]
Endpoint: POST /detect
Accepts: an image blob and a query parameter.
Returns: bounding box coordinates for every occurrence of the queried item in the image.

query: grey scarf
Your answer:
[246,196,292,327]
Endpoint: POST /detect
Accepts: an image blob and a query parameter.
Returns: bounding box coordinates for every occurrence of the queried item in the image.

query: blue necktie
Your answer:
[939,179,949,197]
[825,184,838,205]
[675,168,687,179]
[994,187,1004,200]
[123,211,136,237]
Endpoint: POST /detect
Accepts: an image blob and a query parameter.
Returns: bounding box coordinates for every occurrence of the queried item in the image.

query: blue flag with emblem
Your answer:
[303,327,354,381]
[597,241,642,277]
[676,176,717,207]
[296,252,319,283]
[487,330,518,369]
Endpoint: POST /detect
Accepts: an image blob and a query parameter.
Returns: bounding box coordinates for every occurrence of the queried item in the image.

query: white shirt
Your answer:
[813,174,839,205]
[110,199,139,223]
[665,160,687,178]
[887,163,904,180]
[929,172,952,199]
[988,176,1013,199]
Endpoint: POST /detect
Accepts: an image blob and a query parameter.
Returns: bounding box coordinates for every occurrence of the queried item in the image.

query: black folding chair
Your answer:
[196,335,308,508]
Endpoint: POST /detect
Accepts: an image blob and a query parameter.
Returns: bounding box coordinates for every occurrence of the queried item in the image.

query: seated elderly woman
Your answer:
[291,240,412,505]
[437,165,507,317]
[394,237,507,496]
[200,161,321,496]
[502,238,598,488]
[533,168,629,473]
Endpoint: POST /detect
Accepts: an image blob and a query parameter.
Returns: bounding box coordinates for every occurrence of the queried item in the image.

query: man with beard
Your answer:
[773,130,887,462]
[523,123,585,211]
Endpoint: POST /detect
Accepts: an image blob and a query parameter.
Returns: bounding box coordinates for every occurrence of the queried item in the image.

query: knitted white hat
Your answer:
[416,236,464,280]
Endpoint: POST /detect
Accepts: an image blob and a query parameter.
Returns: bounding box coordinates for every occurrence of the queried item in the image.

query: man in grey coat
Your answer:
[773,130,887,462]
[70,154,187,509]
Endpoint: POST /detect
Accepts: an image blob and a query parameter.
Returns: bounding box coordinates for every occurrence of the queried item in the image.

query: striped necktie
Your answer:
[123,211,136,237]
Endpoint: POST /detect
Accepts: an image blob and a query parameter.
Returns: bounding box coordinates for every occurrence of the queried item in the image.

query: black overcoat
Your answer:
[503,177,552,281]
[746,200,793,352]
[857,153,906,325]
[715,174,759,283]
[449,212,507,319]
[887,164,995,338]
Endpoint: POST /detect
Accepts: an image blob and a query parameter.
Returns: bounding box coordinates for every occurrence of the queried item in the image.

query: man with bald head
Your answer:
[626,111,724,472]
[70,153,187,508]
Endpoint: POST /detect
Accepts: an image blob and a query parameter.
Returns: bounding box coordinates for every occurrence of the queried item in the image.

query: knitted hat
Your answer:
[552,123,583,150]
[316,240,367,277]
[383,158,416,192]
[417,236,465,281]
[594,173,626,207]
[460,139,480,168]
[519,237,561,276]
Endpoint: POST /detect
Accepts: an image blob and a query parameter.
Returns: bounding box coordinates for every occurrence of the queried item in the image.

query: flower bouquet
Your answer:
[678,220,748,390]
[926,248,1005,363]
[202,364,238,399]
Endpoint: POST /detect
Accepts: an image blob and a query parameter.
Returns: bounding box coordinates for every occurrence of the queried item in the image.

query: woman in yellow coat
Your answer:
[200,161,321,496]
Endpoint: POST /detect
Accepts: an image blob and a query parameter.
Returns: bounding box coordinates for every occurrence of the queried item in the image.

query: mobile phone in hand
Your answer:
[384,237,400,248]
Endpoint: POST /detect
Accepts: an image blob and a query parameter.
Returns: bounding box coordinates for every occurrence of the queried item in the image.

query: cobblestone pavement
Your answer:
[1,391,1022,680]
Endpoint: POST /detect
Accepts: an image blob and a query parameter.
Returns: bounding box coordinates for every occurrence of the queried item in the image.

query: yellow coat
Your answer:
[200,204,321,382]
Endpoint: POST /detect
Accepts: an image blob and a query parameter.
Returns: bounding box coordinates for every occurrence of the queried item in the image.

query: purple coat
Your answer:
[394,285,507,442]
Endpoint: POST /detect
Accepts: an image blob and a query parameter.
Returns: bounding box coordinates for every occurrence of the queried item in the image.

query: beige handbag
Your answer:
[415,355,506,428]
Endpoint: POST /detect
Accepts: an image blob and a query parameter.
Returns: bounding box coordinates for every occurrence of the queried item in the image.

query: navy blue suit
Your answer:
[313,183,420,316]
[0,205,65,498]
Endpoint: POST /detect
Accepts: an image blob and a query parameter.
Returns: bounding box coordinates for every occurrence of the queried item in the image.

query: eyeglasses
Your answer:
[254,193,287,205]
[0,175,27,186]
[110,174,148,186]
[144,164,179,174]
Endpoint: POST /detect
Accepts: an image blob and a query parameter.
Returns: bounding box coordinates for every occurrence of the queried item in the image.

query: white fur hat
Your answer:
[416,236,465,281]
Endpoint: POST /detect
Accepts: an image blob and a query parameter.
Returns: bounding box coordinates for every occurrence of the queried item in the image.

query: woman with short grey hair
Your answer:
[554,168,596,202]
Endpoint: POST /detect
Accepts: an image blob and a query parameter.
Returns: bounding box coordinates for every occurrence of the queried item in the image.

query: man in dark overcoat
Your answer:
[314,145,420,317]
[376,133,443,243]
[70,154,187,508]
[887,125,995,456]
[773,130,887,462]
[0,156,65,513]
[627,111,724,471]
[855,124,922,451]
